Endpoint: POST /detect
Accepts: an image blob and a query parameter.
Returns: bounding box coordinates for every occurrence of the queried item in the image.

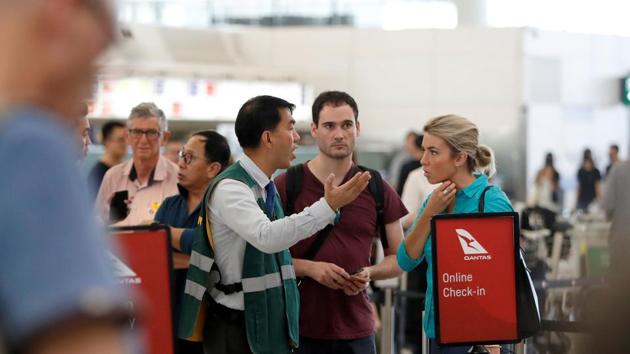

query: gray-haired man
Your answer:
[96,102,179,225]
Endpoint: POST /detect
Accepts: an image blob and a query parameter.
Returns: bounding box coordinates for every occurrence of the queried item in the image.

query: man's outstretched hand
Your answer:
[324,171,371,211]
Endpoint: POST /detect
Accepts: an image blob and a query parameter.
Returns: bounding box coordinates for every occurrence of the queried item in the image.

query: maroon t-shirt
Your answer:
[275,163,408,340]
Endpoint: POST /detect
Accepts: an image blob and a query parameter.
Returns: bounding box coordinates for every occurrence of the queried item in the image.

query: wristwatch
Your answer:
[333,209,341,225]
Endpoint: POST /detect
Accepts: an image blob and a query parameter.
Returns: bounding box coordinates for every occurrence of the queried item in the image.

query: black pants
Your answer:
[429,339,471,354]
[202,302,251,354]
[175,338,203,354]
[294,335,376,354]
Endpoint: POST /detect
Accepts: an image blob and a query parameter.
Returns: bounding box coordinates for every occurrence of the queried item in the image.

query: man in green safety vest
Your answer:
[177,95,371,354]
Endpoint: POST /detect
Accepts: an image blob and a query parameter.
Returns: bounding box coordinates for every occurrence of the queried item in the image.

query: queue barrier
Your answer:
[110,224,175,354]
[538,276,608,334]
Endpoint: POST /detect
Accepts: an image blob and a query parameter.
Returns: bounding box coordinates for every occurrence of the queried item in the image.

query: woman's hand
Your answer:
[401,181,458,261]
[424,180,457,216]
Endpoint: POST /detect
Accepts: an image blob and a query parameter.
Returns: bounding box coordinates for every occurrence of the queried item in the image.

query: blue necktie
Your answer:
[265,182,276,217]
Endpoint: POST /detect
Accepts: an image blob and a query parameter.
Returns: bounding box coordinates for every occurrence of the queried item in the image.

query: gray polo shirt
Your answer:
[602,160,630,260]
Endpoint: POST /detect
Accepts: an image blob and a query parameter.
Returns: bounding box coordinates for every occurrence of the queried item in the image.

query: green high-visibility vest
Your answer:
[178,162,300,354]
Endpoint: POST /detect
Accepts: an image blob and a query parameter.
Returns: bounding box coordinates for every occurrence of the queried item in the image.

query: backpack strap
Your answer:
[478,185,494,213]
[285,164,303,215]
[358,165,389,250]
[285,163,332,261]
[302,225,334,261]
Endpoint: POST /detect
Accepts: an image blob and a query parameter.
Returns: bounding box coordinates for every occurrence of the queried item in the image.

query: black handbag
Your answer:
[479,186,542,339]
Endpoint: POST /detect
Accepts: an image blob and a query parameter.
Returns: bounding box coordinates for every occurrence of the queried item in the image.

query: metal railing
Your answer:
[379,276,608,354]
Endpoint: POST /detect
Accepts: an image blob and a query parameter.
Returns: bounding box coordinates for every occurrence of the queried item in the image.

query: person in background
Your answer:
[164,140,184,164]
[605,144,620,178]
[397,115,510,354]
[576,148,601,212]
[96,102,179,225]
[398,133,435,354]
[601,158,630,272]
[75,103,92,160]
[0,0,134,353]
[400,134,437,229]
[397,132,424,195]
[154,130,231,354]
[578,237,630,354]
[529,152,561,211]
[388,131,419,191]
[88,120,127,197]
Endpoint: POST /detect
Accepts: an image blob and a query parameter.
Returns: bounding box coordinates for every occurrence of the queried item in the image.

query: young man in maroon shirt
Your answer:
[275,91,407,354]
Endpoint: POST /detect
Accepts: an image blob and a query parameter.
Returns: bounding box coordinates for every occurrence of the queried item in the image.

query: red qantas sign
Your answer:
[112,227,174,354]
[432,214,518,344]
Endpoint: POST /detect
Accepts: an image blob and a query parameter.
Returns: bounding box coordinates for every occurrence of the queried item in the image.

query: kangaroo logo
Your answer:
[110,252,142,284]
[455,229,488,255]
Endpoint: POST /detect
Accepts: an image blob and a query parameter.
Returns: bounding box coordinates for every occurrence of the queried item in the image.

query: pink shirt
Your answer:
[96,156,179,226]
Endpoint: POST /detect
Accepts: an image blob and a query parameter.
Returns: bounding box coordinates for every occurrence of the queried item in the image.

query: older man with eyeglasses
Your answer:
[96,102,179,226]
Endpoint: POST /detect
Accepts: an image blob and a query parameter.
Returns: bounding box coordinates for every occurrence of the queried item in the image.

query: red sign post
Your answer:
[431,212,520,345]
[111,225,174,354]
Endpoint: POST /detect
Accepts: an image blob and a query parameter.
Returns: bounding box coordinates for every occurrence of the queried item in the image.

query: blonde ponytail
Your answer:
[475,144,496,178]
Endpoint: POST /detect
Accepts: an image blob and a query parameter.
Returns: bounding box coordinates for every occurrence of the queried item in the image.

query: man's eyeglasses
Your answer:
[178,150,209,165]
[128,129,160,140]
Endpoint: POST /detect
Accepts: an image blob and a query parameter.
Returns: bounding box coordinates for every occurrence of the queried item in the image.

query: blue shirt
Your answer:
[396,175,512,339]
[0,107,125,344]
[153,184,203,337]
[154,184,199,253]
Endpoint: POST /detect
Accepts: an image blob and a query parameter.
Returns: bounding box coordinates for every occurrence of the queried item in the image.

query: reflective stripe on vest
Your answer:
[281,264,296,280]
[190,250,214,272]
[185,279,206,301]
[242,265,296,293]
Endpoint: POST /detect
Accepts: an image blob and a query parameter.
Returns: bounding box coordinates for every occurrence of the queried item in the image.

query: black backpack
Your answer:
[284,163,388,260]
[479,186,542,339]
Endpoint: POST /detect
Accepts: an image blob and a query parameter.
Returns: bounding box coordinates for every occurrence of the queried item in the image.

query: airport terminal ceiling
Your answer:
[92,0,630,206]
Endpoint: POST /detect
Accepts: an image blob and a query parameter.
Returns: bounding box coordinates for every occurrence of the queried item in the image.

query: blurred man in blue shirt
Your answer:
[0,0,134,353]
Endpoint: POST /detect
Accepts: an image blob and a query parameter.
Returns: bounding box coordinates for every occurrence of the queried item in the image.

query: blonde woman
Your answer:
[397,115,511,354]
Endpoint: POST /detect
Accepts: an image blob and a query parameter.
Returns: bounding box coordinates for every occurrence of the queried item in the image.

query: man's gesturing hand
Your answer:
[324,171,371,211]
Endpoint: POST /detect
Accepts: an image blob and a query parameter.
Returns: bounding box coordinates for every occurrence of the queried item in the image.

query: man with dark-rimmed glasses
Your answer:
[96,102,179,225]
[154,130,231,354]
